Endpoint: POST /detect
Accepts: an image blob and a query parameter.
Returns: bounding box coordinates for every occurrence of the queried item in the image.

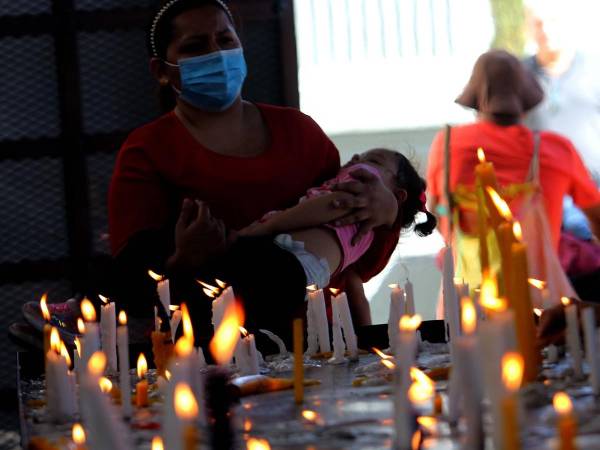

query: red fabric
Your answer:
[109,103,399,283]
[426,121,600,249]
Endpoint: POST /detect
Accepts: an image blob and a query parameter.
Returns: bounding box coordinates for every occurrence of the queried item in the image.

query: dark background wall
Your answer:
[0,0,298,432]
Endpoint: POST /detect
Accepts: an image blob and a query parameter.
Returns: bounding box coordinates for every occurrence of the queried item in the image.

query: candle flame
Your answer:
[553,392,573,415]
[513,221,523,241]
[306,284,318,292]
[461,297,477,335]
[165,370,171,381]
[197,280,219,293]
[302,410,319,422]
[411,430,422,450]
[175,336,193,357]
[239,326,249,337]
[174,383,198,420]
[486,187,513,221]
[88,351,106,377]
[80,298,96,322]
[137,353,147,379]
[408,367,435,403]
[99,294,109,304]
[533,308,543,317]
[388,283,400,289]
[60,341,72,368]
[40,293,50,322]
[329,288,341,295]
[372,347,393,360]
[480,274,506,312]
[247,438,271,450]
[477,147,486,163]
[204,288,217,298]
[417,416,438,434]
[169,305,180,311]
[74,337,81,358]
[561,297,571,306]
[118,310,127,326]
[99,376,113,393]
[77,318,85,334]
[210,301,245,365]
[243,418,253,432]
[148,270,164,282]
[528,278,546,290]
[180,303,194,342]
[501,352,524,392]
[381,359,396,370]
[399,314,422,331]
[151,436,164,450]
[50,327,61,353]
[216,279,227,289]
[72,423,85,445]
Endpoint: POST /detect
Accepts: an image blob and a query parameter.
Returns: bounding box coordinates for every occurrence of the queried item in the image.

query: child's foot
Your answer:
[22,298,80,345]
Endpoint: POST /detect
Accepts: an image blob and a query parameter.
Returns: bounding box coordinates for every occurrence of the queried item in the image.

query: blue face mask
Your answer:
[167,48,247,112]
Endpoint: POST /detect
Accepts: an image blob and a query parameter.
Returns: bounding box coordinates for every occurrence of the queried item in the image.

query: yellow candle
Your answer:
[475,148,502,227]
[509,223,540,383]
[293,318,304,404]
[501,352,523,450]
[553,392,577,450]
[136,353,149,407]
[497,221,515,297]
[476,185,490,274]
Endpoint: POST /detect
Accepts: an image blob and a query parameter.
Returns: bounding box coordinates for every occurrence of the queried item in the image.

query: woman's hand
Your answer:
[167,199,227,271]
[330,168,398,244]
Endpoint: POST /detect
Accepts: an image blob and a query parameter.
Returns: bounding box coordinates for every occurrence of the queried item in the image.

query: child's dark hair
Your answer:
[392,151,437,236]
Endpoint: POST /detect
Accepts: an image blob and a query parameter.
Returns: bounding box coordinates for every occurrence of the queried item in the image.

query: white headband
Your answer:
[149,0,234,57]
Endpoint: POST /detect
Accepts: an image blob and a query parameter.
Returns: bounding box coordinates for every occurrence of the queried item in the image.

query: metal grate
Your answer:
[242,19,285,105]
[0,158,68,263]
[0,0,51,16]
[87,152,117,255]
[75,0,155,11]
[0,35,60,141]
[78,30,161,135]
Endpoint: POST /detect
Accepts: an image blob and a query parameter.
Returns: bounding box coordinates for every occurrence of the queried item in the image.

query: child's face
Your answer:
[347,149,399,190]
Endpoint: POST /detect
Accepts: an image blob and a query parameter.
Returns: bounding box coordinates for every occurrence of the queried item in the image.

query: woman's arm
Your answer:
[238,191,354,236]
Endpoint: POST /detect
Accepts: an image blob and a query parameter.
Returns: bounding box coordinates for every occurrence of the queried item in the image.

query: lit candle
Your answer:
[247,438,271,450]
[476,184,490,274]
[80,298,100,369]
[307,285,330,353]
[170,305,182,342]
[509,222,540,383]
[330,289,358,360]
[99,295,118,374]
[582,307,600,394]
[442,246,460,342]
[455,297,484,449]
[305,286,319,356]
[293,318,304,404]
[40,293,51,356]
[486,186,514,297]
[46,328,77,422]
[388,284,404,354]
[136,353,149,407]
[72,423,86,450]
[173,383,198,450]
[393,314,421,450]
[117,311,132,417]
[562,297,583,379]
[553,392,577,450]
[148,270,170,317]
[329,292,346,364]
[237,327,260,375]
[476,148,502,227]
[404,279,416,316]
[501,352,523,450]
[151,436,164,450]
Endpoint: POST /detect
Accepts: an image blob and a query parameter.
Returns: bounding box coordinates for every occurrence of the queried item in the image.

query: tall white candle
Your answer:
[235,329,260,375]
[442,247,461,342]
[80,299,100,369]
[332,291,358,360]
[582,307,600,394]
[404,280,416,315]
[100,299,117,374]
[329,296,346,364]
[388,284,404,354]
[308,287,330,353]
[563,297,583,378]
[46,332,77,422]
[117,311,132,418]
[305,293,318,356]
[170,309,182,342]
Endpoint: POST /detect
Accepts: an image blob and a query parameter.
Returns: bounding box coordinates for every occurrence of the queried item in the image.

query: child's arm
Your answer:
[239,192,354,237]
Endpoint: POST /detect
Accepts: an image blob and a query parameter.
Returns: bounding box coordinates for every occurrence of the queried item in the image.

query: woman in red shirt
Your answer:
[107,0,402,343]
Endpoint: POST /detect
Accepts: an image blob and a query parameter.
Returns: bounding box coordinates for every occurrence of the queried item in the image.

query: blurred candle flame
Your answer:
[534,308,543,317]
[50,327,61,353]
[118,310,127,326]
[209,301,245,365]
[388,283,401,289]
[399,314,422,331]
[513,221,523,241]
[561,297,571,306]
[329,288,341,295]
[77,318,85,334]
[372,347,393,360]
[74,337,81,358]
[302,410,319,422]
[60,341,72,368]
[151,436,164,450]
[169,305,180,311]
[409,367,435,403]
[174,383,198,420]
[40,293,50,322]
[99,376,113,393]
[528,278,546,290]
[247,438,271,450]
[148,270,164,282]
[553,392,573,415]
[239,326,249,338]
[477,147,486,163]
[99,294,109,304]
[80,298,96,322]
[417,416,438,434]
[486,187,513,221]
[380,359,396,370]
[181,303,194,342]
[461,297,477,335]
[72,423,85,445]
[306,284,318,292]
[175,336,193,357]
[88,351,106,377]
[216,279,227,289]
[412,429,422,450]
[137,353,147,379]
[502,352,524,392]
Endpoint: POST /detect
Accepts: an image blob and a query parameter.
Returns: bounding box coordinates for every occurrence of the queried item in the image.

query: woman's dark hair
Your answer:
[146,0,238,111]
[390,150,437,237]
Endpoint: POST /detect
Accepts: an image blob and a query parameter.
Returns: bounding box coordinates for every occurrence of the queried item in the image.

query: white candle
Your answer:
[212,286,235,330]
[404,280,416,315]
[46,332,77,422]
[305,288,319,355]
[394,315,421,450]
[388,284,404,354]
[563,297,583,378]
[117,311,132,418]
[100,299,117,374]
[332,291,358,360]
[329,295,346,364]
[157,279,170,313]
[236,330,260,375]
[442,246,461,342]
[582,307,600,394]
[307,287,330,353]
[80,299,100,369]
[170,309,182,342]
[73,336,82,381]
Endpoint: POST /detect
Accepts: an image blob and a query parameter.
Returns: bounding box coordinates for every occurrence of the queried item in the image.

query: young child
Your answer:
[237,148,437,292]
